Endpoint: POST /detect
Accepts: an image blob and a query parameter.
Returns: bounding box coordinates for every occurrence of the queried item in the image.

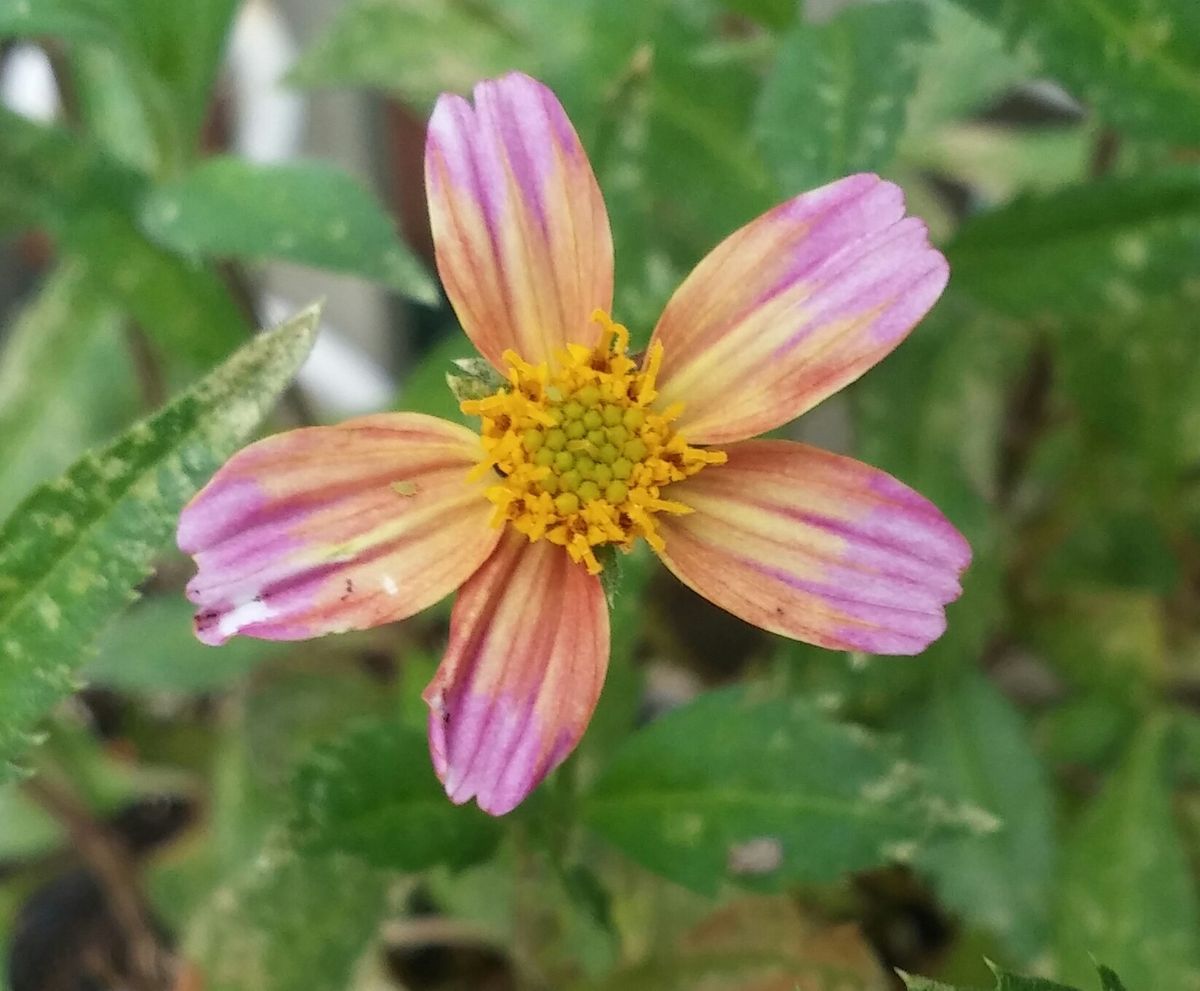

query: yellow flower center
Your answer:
[462,310,726,574]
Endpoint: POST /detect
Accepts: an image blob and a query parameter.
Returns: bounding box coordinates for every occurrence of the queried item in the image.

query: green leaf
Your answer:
[1056,720,1200,990]
[85,595,283,692]
[0,264,136,519]
[900,667,1055,963]
[289,718,501,871]
[902,0,1036,136]
[0,0,239,161]
[141,157,438,303]
[719,0,795,30]
[185,834,387,991]
[584,686,982,893]
[0,305,319,780]
[947,170,1200,320]
[947,0,1200,143]
[0,0,123,44]
[0,108,248,365]
[1096,966,1127,991]
[755,1,929,192]
[290,0,535,107]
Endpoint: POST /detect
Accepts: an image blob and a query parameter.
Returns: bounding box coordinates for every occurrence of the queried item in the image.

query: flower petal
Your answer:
[656,440,970,655]
[650,173,948,445]
[423,530,608,815]
[179,413,499,645]
[425,71,614,369]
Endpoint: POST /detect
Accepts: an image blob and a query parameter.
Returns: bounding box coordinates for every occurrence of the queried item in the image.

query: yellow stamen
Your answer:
[462,310,726,574]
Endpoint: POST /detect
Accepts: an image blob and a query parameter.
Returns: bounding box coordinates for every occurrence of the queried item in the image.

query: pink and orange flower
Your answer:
[178,72,970,815]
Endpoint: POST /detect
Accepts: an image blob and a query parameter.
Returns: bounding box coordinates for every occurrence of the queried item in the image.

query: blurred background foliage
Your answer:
[0,0,1198,989]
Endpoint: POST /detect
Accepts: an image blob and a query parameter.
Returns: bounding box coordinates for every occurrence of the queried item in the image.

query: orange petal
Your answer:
[425,72,614,368]
[423,530,608,815]
[650,174,948,444]
[179,413,499,645]
[656,440,970,655]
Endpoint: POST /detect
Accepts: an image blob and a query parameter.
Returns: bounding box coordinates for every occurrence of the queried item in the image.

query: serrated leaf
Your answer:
[0,306,319,780]
[289,718,501,871]
[755,1,928,192]
[1056,720,1200,990]
[185,834,386,991]
[0,264,136,519]
[948,0,1200,143]
[947,170,1200,320]
[901,668,1055,963]
[140,157,437,303]
[584,686,976,893]
[902,962,1128,990]
[0,108,247,365]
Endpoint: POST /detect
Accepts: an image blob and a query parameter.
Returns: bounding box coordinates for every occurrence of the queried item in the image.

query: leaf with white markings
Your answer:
[755,1,928,193]
[0,306,319,780]
[140,158,438,303]
[289,718,501,870]
[185,834,387,991]
[584,686,987,893]
[0,264,135,519]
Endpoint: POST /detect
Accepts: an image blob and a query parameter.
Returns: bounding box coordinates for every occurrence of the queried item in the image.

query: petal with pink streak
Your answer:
[656,440,970,655]
[423,530,608,816]
[178,413,499,645]
[425,71,614,369]
[650,173,949,445]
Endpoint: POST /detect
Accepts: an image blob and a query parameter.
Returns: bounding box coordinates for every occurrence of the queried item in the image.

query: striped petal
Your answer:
[179,413,499,645]
[656,440,970,655]
[424,530,608,815]
[425,71,613,369]
[650,174,948,445]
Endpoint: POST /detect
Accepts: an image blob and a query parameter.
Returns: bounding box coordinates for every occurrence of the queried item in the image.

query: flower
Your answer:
[178,72,970,816]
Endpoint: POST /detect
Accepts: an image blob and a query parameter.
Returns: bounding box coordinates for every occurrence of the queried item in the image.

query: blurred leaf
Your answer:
[0,264,136,519]
[903,0,1036,136]
[185,833,386,991]
[1052,307,1200,492]
[0,0,239,161]
[85,595,283,692]
[0,0,122,44]
[948,169,1200,320]
[69,43,160,172]
[0,306,319,780]
[0,108,248,365]
[141,157,438,302]
[400,331,474,424]
[289,717,501,871]
[1031,591,1167,699]
[899,667,1055,963]
[947,0,1200,143]
[602,896,889,990]
[1096,966,1127,991]
[755,1,928,192]
[1056,720,1200,990]
[585,686,983,893]
[719,0,795,30]
[290,0,536,106]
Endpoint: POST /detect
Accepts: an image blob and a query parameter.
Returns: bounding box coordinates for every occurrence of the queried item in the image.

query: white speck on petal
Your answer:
[381,575,399,596]
[218,598,277,638]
